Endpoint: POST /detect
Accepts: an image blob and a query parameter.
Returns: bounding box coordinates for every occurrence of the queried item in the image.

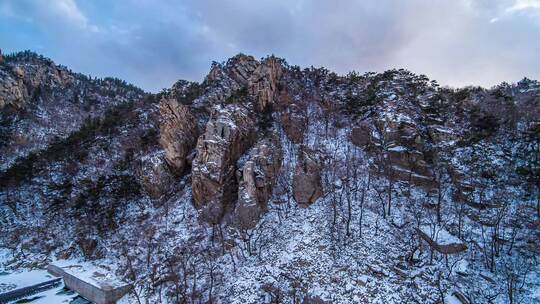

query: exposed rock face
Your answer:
[293,147,323,206]
[223,54,260,86]
[0,59,75,110]
[353,117,436,190]
[159,98,198,175]
[248,57,283,112]
[234,135,282,229]
[280,104,306,144]
[192,64,239,109]
[138,151,175,200]
[351,122,371,147]
[0,69,27,110]
[192,104,257,223]
[192,54,259,110]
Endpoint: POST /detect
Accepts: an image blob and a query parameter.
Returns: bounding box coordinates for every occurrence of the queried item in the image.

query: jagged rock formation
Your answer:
[186,55,286,224]
[293,147,323,206]
[352,112,436,190]
[248,57,284,111]
[234,135,282,229]
[0,67,27,110]
[159,98,198,175]
[191,54,259,110]
[191,104,257,223]
[219,54,260,86]
[0,56,75,111]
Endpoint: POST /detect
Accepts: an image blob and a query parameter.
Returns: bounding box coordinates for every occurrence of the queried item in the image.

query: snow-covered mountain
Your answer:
[1,51,539,303]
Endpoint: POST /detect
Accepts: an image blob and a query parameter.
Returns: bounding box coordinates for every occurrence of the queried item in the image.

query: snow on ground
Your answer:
[0,269,55,292]
[0,269,82,303]
[444,293,462,304]
[0,249,91,303]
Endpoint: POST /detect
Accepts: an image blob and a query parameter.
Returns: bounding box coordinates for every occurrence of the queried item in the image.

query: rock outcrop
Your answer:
[248,57,283,112]
[191,54,259,110]
[351,122,371,147]
[353,117,436,190]
[0,69,27,110]
[0,58,75,110]
[234,135,282,229]
[191,104,257,223]
[223,54,260,86]
[280,103,307,144]
[293,147,323,206]
[159,98,198,175]
[138,151,175,199]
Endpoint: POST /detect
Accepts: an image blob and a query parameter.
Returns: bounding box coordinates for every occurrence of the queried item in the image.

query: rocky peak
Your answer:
[248,56,284,112]
[159,54,289,225]
[191,103,257,223]
[223,54,260,86]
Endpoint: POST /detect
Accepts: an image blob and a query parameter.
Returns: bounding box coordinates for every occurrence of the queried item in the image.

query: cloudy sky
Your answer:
[1,0,540,92]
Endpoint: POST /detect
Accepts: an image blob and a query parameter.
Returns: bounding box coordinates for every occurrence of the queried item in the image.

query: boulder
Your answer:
[428,125,457,145]
[293,147,323,206]
[192,104,256,223]
[303,296,329,304]
[159,98,198,175]
[234,135,282,229]
[138,151,175,199]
